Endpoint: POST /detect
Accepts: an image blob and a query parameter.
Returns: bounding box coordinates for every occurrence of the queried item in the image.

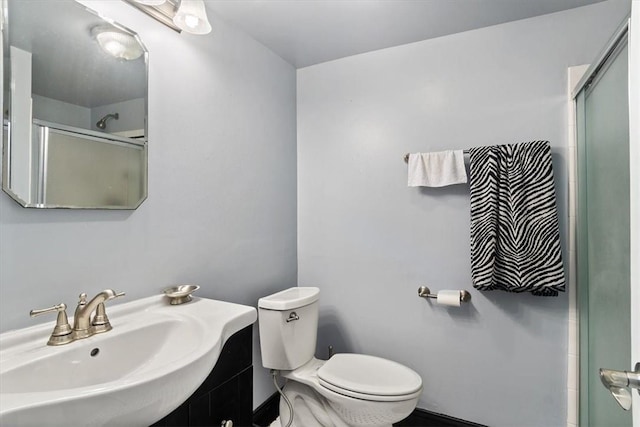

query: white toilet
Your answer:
[258,287,423,427]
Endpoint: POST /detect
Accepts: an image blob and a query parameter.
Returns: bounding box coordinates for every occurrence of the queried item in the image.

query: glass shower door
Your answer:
[576,38,633,426]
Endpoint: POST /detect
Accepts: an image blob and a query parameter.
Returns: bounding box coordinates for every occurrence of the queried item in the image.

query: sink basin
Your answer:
[0,295,257,426]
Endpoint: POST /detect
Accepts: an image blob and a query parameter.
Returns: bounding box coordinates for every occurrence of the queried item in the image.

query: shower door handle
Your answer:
[599,362,640,410]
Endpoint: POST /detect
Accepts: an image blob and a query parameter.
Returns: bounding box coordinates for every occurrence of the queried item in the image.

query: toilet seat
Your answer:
[317,354,423,402]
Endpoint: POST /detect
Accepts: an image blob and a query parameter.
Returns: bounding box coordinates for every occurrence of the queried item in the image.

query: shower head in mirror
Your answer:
[96,113,119,130]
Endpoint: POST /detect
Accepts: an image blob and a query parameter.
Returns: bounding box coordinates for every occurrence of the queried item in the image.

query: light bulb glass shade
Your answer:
[92,27,144,61]
[134,0,166,4]
[173,0,212,35]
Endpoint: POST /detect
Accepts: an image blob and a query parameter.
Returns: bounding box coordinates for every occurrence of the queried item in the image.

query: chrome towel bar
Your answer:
[404,149,469,163]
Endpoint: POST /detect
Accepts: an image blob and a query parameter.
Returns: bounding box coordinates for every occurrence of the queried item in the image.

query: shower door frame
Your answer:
[572,7,639,426]
[630,4,639,424]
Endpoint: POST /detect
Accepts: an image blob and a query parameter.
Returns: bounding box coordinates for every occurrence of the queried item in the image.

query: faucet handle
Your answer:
[97,289,125,301]
[30,303,66,318]
[92,303,112,334]
[30,303,73,346]
[104,290,125,303]
[91,291,125,334]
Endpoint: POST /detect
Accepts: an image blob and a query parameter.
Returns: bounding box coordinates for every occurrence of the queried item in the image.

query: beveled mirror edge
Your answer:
[1,0,9,205]
[1,0,149,210]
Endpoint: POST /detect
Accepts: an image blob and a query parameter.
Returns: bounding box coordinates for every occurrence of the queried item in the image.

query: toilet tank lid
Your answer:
[258,287,320,310]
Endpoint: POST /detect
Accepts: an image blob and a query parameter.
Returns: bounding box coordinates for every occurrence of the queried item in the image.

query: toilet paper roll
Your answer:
[436,290,461,307]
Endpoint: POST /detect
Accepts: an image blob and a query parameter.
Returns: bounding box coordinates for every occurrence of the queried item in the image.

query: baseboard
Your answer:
[394,408,488,427]
[253,394,487,427]
[253,391,280,427]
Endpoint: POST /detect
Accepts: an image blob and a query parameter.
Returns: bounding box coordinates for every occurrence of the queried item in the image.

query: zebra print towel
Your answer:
[468,141,565,296]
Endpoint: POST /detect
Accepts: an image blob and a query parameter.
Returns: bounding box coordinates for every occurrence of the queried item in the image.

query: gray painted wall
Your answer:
[33,94,92,129]
[0,0,297,408]
[297,1,630,426]
[1,0,633,423]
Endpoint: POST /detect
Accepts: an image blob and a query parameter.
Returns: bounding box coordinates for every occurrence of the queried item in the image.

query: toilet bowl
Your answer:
[258,287,422,427]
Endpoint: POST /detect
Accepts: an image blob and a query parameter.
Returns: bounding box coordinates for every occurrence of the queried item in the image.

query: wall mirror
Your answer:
[2,0,148,209]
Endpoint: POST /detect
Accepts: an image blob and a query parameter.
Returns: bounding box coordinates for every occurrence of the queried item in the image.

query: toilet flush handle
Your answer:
[286,312,299,322]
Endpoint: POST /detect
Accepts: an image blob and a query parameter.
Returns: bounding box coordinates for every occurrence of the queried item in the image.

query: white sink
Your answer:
[0,295,257,426]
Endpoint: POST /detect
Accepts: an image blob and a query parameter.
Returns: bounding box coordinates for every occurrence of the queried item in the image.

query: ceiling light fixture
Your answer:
[92,26,144,60]
[173,0,212,35]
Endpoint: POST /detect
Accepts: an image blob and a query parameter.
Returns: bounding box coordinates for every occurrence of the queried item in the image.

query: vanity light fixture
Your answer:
[92,26,144,60]
[123,0,182,33]
[173,0,211,35]
[123,0,212,35]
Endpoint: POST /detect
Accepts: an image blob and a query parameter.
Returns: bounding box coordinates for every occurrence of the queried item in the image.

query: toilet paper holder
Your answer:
[417,286,471,303]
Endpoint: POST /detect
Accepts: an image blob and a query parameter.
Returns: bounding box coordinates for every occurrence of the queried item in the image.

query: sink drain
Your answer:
[90,348,100,357]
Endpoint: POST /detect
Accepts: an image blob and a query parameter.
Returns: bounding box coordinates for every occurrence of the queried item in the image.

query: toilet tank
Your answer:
[258,287,320,371]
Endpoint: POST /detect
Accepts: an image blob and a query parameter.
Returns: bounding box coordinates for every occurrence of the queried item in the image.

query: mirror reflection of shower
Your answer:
[96,113,119,130]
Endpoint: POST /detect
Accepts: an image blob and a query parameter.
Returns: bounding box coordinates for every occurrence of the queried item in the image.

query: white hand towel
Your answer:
[407,150,468,187]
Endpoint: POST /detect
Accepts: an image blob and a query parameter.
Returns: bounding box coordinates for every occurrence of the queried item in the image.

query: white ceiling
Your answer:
[5,0,607,106]
[204,0,606,68]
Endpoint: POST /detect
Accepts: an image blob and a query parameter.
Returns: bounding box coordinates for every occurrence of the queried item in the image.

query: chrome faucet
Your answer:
[30,289,124,345]
[73,289,125,339]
